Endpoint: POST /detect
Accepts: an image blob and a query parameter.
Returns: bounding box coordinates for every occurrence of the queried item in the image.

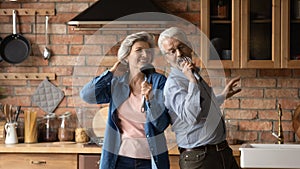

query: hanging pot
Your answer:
[0,10,31,64]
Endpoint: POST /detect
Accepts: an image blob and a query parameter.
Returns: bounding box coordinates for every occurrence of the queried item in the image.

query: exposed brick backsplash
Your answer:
[0,0,299,144]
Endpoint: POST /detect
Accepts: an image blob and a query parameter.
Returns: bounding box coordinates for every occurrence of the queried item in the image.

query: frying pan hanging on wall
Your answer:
[0,10,31,64]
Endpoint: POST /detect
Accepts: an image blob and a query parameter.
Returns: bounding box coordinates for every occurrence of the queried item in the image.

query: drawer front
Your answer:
[0,153,77,169]
[169,155,180,169]
[79,154,100,169]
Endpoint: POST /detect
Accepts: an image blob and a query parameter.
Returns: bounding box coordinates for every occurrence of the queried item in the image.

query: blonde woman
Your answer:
[80,32,170,169]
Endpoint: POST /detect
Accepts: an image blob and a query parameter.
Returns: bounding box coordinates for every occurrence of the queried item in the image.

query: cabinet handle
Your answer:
[96,160,100,166]
[31,160,47,165]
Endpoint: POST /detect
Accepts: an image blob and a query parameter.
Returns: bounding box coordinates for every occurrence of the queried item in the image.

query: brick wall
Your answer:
[0,0,299,143]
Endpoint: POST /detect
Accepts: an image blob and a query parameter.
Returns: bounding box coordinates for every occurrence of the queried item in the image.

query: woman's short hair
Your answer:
[158,27,192,54]
[117,32,155,65]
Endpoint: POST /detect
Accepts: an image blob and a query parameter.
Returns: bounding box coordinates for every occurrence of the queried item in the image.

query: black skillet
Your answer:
[0,10,31,64]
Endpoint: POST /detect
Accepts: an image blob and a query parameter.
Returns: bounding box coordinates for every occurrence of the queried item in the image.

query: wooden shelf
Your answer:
[251,19,272,23]
[211,20,232,24]
[291,19,300,23]
[0,9,55,16]
[0,73,56,80]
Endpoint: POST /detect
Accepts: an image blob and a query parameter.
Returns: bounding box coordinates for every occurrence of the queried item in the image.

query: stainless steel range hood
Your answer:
[67,0,176,27]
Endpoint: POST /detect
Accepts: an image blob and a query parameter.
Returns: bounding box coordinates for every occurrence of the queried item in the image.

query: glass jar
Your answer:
[75,127,89,143]
[58,112,75,142]
[39,113,58,142]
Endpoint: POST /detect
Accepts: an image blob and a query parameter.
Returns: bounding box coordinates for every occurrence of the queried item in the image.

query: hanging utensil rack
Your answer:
[0,73,55,80]
[0,9,55,16]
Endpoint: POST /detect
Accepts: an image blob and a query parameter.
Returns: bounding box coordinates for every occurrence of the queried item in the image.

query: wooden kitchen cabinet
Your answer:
[0,153,77,169]
[78,154,100,169]
[201,0,300,69]
[201,0,240,68]
[281,0,300,68]
[0,143,102,169]
[240,0,281,68]
[169,155,180,169]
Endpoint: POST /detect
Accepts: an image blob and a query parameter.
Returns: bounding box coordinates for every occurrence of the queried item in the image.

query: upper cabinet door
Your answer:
[201,0,297,69]
[240,0,281,68]
[281,0,300,68]
[201,0,240,69]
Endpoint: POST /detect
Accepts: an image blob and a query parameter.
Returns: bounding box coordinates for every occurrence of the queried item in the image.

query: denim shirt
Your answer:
[80,70,170,169]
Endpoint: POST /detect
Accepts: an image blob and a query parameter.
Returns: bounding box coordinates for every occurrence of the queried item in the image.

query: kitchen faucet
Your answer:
[272,103,284,144]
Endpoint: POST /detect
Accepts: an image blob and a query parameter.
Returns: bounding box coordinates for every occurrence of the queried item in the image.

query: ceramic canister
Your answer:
[5,122,18,144]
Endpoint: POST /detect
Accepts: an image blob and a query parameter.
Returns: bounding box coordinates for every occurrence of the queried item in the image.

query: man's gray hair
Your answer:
[158,27,192,54]
[118,31,155,65]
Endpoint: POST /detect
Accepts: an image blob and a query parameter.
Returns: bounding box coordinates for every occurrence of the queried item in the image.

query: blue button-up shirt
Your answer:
[80,70,170,169]
[163,68,226,148]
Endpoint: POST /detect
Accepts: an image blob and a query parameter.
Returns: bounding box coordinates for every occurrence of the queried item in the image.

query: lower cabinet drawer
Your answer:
[78,154,100,169]
[169,155,180,169]
[0,153,77,169]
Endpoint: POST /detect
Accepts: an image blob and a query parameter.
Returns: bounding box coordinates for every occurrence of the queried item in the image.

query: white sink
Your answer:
[239,143,300,168]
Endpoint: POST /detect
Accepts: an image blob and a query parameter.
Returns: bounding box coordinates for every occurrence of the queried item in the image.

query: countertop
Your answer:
[0,142,101,154]
[0,142,241,156]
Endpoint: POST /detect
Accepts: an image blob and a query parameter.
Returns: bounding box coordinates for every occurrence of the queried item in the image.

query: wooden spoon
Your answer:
[3,104,10,123]
[9,104,12,123]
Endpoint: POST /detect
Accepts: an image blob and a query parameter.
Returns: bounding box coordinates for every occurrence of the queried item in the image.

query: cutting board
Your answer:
[292,104,300,139]
[92,106,108,137]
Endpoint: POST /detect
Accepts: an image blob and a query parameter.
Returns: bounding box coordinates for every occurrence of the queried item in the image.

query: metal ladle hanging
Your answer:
[43,16,51,60]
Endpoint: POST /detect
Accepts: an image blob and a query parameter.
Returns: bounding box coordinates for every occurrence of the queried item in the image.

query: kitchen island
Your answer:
[0,143,241,169]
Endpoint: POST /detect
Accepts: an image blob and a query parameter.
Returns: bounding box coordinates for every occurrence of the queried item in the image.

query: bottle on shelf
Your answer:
[217,0,228,19]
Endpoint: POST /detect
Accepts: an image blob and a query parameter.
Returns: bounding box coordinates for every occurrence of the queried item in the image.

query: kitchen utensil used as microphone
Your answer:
[192,69,200,81]
[140,64,156,113]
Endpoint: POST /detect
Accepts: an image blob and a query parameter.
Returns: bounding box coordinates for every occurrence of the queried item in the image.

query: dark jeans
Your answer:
[179,146,240,169]
[115,155,152,169]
